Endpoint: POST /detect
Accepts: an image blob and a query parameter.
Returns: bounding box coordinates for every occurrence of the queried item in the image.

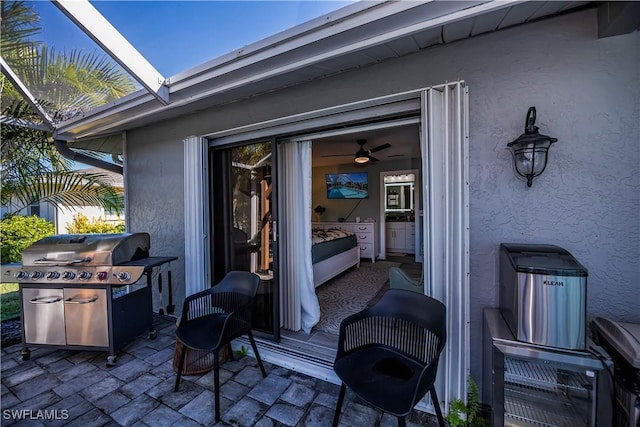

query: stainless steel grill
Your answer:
[1,233,176,365]
[483,308,614,427]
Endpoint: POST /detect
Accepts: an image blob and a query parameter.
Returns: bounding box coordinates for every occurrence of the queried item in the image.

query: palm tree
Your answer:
[1,1,137,216]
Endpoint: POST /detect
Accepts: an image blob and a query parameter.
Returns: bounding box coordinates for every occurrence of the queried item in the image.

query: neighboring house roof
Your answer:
[76,168,124,189]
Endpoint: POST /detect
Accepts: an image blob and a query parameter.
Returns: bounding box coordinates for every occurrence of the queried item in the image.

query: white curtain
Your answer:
[278,140,319,332]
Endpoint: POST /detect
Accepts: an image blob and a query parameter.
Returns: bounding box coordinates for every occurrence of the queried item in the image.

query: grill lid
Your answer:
[21,233,150,267]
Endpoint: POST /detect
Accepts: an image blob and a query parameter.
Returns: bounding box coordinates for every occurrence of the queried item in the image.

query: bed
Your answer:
[312,228,360,287]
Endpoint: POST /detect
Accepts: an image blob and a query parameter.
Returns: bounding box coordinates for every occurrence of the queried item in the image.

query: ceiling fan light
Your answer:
[354,147,369,163]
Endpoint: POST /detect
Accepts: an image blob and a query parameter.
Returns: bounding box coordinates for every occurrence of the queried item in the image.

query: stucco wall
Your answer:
[125,8,639,391]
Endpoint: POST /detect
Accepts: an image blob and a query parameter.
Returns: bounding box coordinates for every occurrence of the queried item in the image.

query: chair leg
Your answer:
[227,343,235,361]
[247,330,267,377]
[214,349,221,422]
[173,343,187,392]
[397,416,406,427]
[429,386,445,427]
[332,382,347,427]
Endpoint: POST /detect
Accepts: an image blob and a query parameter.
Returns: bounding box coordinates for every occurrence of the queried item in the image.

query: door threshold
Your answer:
[234,329,340,384]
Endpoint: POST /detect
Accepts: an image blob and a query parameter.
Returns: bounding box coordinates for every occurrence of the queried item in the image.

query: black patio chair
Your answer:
[332,289,447,427]
[174,270,267,422]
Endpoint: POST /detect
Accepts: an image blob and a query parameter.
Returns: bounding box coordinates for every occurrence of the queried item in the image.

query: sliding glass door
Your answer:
[210,140,280,340]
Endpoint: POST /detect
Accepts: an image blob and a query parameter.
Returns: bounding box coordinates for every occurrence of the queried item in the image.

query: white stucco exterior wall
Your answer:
[124,8,639,391]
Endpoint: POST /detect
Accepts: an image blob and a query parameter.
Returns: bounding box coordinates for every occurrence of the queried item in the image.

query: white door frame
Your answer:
[206,83,470,412]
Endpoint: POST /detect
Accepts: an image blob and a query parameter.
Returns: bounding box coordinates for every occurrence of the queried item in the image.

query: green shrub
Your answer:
[65,213,125,234]
[0,215,55,263]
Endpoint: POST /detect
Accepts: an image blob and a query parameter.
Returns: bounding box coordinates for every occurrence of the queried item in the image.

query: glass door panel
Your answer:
[210,141,279,340]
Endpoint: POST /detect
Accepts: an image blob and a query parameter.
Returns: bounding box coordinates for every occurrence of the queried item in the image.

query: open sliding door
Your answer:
[209,140,280,341]
[421,82,470,410]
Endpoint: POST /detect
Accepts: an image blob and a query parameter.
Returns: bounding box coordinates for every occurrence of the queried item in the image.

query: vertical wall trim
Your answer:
[122,131,130,232]
[420,81,470,411]
[183,135,210,296]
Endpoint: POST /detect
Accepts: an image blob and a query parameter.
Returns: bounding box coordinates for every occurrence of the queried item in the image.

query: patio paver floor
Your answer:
[1,315,438,426]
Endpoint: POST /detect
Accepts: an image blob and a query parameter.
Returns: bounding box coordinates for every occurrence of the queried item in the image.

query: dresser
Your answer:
[312,222,377,263]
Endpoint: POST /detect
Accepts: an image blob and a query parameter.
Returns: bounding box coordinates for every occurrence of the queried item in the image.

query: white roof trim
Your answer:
[54,0,169,105]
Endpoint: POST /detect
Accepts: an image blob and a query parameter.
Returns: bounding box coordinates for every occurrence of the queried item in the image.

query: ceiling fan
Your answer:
[321,139,391,164]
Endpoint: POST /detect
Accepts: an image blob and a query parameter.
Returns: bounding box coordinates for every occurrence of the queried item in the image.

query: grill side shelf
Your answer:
[120,256,178,270]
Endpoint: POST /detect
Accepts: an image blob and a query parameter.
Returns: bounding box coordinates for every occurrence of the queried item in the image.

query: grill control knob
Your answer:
[116,272,131,282]
[46,271,60,280]
[79,271,92,280]
[14,271,29,280]
[97,271,108,281]
[62,271,76,280]
[30,271,44,279]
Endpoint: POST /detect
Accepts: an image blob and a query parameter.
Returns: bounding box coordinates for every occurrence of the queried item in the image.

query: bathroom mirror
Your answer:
[385,182,414,212]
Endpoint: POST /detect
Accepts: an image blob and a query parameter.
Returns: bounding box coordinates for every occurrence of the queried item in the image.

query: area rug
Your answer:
[314,261,401,335]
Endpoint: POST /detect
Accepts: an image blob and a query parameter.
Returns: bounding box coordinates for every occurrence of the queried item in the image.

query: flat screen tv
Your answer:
[326,172,368,199]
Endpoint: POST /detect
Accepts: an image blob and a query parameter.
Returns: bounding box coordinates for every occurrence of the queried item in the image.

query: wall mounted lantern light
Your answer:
[507,106,558,187]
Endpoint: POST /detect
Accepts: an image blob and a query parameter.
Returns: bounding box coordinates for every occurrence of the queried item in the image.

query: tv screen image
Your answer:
[326,173,368,199]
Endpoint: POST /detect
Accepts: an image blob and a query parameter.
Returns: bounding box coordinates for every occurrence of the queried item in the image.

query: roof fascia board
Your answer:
[168,1,384,82]
[0,56,55,130]
[54,0,521,140]
[168,1,426,90]
[54,91,156,139]
[172,0,500,101]
[53,0,169,105]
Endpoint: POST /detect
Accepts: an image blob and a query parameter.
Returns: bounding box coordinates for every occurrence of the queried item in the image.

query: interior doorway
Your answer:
[379,169,421,262]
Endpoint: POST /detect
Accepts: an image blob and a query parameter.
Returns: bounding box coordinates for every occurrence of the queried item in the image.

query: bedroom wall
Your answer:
[124,7,639,395]
[312,158,421,223]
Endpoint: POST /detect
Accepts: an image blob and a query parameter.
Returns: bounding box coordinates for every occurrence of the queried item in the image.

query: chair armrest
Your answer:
[389,267,423,293]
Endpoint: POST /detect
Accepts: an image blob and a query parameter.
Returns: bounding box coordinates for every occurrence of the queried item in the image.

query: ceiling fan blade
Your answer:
[369,143,391,153]
[320,154,353,157]
[368,155,380,162]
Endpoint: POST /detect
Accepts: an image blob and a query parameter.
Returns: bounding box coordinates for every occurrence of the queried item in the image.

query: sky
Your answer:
[32,0,355,78]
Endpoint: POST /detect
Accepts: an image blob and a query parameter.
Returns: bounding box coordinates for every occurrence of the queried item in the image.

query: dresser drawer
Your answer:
[359,243,373,258]
[355,232,372,243]
[354,223,373,233]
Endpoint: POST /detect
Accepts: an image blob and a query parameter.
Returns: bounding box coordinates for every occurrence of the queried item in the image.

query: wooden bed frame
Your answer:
[313,246,360,288]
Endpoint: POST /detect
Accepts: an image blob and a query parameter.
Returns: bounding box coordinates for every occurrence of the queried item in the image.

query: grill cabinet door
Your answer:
[64,288,109,347]
[22,288,66,345]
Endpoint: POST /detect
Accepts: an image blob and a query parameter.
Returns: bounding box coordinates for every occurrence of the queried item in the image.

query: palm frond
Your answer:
[5,171,124,215]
